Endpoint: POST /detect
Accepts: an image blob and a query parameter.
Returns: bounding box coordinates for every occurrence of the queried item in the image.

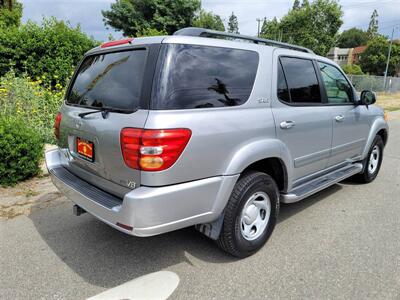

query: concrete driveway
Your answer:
[1,120,399,300]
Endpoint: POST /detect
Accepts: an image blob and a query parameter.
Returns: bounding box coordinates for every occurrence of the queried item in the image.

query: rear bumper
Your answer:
[45,149,238,237]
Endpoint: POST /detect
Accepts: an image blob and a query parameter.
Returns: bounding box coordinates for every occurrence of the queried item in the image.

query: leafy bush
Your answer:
[0,117,44,186]
[0,17,98,86]
[0,71,64,143]
[342,64,364,75]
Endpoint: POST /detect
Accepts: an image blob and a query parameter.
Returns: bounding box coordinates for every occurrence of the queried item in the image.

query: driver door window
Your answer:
[318,62,354,104]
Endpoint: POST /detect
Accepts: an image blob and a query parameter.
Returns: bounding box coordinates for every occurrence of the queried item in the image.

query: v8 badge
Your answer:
[127,181,136,189]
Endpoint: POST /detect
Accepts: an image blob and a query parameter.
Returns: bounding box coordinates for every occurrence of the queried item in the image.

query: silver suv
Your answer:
[46,28,389,257]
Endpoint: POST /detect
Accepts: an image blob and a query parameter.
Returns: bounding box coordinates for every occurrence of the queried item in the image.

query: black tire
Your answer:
[351,135,384,183]
[216,171,279,258]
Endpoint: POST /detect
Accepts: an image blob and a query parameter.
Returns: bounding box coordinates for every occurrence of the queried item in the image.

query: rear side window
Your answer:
[152,44,259,110]
[67,49,147,110]
[279,57,321,104]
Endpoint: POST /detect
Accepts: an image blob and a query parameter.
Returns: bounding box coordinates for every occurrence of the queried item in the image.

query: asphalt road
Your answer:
[1,120,400,300]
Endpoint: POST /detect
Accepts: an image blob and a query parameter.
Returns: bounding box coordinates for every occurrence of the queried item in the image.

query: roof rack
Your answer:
[173,27,314,54]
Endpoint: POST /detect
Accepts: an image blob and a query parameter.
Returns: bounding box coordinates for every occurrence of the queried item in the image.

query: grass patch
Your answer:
[376,92,400,112]
[383,106,400,112]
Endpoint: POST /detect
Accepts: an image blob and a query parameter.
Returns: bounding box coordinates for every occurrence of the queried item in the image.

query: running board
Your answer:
[280,163,363,204]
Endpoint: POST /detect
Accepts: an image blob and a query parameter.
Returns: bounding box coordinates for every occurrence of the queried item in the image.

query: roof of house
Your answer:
[353,45,367,54]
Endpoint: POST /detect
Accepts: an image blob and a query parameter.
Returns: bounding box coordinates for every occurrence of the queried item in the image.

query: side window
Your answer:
[318,62,353,104]
[280,57,322,104]
[152,44,259,110]
[277,60,290,102]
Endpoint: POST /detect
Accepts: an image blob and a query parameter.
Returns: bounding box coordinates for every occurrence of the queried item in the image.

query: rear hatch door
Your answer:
[59,44,159,194]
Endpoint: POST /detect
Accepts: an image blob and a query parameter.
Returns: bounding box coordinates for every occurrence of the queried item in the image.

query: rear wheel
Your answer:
[351,135,384,183]
[217,171,279,258]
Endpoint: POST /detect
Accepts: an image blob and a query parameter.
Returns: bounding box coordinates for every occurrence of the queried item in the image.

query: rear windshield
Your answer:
[152,44,259,110]
[66,49,147,110]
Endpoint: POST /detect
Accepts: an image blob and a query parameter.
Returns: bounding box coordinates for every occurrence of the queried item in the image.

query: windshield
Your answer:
[66,49,147,110]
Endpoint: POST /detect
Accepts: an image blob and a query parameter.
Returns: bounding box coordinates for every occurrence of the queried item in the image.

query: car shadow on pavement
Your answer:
[279,184,342,223]
[28,183,343,289]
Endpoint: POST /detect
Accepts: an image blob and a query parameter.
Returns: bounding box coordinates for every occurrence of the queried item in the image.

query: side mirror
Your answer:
[359,90,376,106]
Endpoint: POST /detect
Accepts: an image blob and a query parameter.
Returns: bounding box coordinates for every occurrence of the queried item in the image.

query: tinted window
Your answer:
[152,44,259,109]
[280,57,321,103]
[67,50,147,110]
[318,62,353,104]
[277,60,290,102]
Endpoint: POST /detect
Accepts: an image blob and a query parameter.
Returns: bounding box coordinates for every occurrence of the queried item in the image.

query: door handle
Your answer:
[280,121,295,129]
[335,115,344,122]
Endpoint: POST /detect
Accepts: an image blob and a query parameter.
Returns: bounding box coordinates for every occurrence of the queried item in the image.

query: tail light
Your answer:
[54,112,62,140]
[120,128,191,171]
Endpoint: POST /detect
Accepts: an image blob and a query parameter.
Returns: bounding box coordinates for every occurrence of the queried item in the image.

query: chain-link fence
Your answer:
[347,75,400,93]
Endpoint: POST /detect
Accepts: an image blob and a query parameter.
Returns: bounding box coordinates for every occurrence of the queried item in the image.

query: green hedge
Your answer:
[0,117,44,186]
[0,17,98,87]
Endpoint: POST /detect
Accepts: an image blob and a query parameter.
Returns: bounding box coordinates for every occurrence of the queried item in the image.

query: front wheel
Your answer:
[217,171,279,258]
[352,135,384,183]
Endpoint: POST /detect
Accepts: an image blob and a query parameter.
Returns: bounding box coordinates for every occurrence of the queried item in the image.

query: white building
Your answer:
[326,47,352,66]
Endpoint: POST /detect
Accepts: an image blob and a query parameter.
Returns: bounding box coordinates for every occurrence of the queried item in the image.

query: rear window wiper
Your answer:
[78,107,138,119]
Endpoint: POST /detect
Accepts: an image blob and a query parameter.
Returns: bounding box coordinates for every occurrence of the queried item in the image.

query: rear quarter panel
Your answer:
[142,107,276,186]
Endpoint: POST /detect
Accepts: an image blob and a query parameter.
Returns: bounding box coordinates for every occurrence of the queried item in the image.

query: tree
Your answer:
[261,17,281,41]
[261,0,343,56]
[359,36,400,76]
[193,10,225,31]
[341,64,364,75]
[301,0,310,8]
[293,0,301,10]
[0,0,22,28]
[367,9,379,40]
[227,12,239,34]
[102,0,201,37]
[337,28,369,48]
[0,0,13,10]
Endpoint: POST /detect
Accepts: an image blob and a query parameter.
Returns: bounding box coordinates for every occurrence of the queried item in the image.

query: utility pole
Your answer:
[256,18,262,37]
[384,27,396,90]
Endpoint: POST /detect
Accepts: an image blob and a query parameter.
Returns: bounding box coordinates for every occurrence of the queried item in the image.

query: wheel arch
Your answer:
[241,157,288,192]
[224,139,292,192]
[362,118,389,158]
[377,128,388,146]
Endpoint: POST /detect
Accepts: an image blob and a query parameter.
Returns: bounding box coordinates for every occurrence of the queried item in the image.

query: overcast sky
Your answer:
[20,0,400,41]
